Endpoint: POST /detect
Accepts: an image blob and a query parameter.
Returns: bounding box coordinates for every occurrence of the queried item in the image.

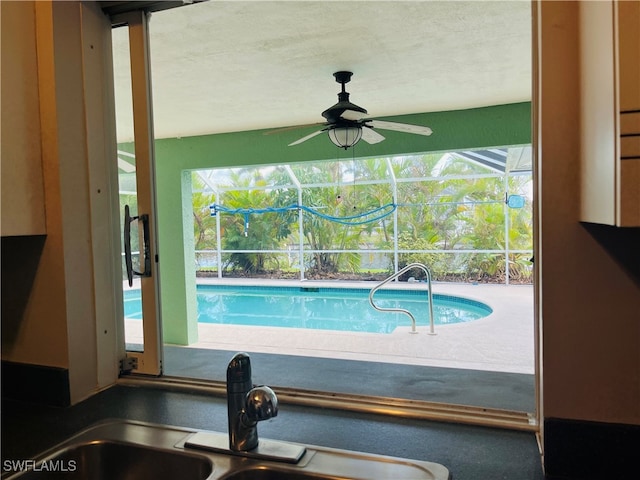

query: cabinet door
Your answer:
[0,1,46,236]
[617,0,640,112]
[579,0,617,225]
[617,0,640,226]
[579,0,640,226]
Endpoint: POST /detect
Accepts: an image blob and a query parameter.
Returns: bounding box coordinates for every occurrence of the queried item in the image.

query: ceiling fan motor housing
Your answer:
[322,71,368,123]
[333,71,353,85]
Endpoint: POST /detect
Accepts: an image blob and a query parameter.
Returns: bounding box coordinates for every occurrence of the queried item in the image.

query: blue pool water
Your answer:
[124,285,492,334]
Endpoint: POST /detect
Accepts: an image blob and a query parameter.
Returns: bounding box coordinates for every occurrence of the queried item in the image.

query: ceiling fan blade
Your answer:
[368,120,433,136]
[288,130,325,146]
[361,127,385,144]
[265,122,325,135]
[341,109,369,121]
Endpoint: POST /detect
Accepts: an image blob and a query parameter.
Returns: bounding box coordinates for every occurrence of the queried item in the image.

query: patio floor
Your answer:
[125,279,535,374]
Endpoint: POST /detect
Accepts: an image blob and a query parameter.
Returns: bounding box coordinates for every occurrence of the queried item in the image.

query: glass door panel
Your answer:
[111,12,162,375]
[113,25,141,351]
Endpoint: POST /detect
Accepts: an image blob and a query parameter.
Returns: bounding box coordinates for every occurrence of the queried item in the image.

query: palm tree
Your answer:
[267,162,373,275]
[212,169,293,274]
[191,151,533,282]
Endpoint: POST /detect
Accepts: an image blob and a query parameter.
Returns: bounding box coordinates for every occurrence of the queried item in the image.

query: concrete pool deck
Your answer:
[125,279,535,374]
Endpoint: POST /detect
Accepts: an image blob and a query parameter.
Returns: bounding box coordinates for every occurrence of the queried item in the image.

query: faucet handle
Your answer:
[244,386,278,421]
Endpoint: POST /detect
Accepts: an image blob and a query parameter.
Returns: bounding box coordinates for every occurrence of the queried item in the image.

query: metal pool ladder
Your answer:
[368,262,436,335]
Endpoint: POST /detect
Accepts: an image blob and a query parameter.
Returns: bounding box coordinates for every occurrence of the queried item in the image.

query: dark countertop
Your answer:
[1,384,545,480]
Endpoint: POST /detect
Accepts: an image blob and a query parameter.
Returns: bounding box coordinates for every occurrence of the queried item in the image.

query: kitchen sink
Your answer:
[217,468,338,480]
[3,441,213,480]
[1,420,450,480]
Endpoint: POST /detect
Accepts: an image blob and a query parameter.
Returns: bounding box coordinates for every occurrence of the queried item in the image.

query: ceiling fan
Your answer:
[286,71,433,150]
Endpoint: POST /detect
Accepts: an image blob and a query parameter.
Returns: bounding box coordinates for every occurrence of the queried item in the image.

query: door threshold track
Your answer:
[117,375,538,432]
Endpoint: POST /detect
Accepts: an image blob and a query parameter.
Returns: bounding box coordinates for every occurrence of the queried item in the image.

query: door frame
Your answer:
[104,2,540,432]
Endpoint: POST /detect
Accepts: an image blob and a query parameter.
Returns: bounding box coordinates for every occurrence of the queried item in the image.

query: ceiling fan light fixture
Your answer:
[328,125,362,150]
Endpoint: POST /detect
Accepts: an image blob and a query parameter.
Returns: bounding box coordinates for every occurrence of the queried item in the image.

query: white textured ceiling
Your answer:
[113,1,531,141]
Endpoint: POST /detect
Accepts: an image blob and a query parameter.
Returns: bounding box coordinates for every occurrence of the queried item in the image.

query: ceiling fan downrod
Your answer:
[334,71,354,104]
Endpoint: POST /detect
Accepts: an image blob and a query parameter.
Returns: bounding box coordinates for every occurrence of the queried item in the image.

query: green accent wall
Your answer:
[145,102,531,344]
[154,102,531,170]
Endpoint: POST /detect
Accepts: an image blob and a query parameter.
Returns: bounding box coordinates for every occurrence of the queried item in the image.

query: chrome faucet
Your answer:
[185,352,304,462]
[226,352,278,452]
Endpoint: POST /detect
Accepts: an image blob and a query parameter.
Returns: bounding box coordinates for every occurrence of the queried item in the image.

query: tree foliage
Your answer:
[190,152,533,283]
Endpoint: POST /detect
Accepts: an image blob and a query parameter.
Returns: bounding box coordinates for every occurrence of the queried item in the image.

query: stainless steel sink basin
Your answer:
[218,468,338,480]
[2,420,450,480]
[4,441,213,480]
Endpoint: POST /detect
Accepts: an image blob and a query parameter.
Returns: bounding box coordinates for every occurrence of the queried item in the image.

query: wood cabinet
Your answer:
[580,0,640,226]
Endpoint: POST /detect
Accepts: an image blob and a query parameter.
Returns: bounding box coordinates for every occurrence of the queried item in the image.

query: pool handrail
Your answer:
[368,263,436,335]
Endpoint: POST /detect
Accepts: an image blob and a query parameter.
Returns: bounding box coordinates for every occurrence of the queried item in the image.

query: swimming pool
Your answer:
[124,285,492,334]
